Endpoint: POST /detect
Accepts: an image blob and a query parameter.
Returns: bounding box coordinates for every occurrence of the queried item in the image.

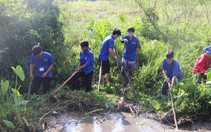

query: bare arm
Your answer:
[109,48,117,60]
[170,76,177,92]
[42,64,54,77]
[162,70,170,82]
[30,64,35,80]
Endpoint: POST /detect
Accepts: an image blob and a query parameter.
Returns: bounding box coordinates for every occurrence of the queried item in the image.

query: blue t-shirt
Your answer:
[30,51,55,77]
[162,58,182,80]
[98,34,115,60]
[122,35,140,61]
[79,49,94,75]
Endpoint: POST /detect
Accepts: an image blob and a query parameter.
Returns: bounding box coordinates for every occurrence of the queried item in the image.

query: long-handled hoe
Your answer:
[114,46,137,97]
[98,61,102,92]
[168,82,178,130]
[50,70,78,102]
[27,80,32,100]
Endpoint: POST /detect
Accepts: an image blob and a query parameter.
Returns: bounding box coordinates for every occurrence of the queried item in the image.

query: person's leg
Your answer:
[30,77,42,94]
[161,81,169,95]
[121,58,128,87]
[102,60,110,85]
[128,62,136,81]
[84,71,94,92]
[197,73,207,84]
[42,77,52,94]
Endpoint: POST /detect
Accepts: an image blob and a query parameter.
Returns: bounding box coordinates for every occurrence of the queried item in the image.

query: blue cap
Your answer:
[204,46,211,54]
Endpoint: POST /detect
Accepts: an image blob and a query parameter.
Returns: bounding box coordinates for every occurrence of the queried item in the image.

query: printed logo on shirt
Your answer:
[85,57,87,60]
[43,59,48,61]
[132,42,136,45]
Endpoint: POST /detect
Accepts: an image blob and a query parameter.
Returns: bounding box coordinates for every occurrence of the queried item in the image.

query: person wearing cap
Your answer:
[98,29,121,85]
[161,50,182,95]
[193,46,211,83]
[120,27,140,89]
[30,44,55,94]
[69,40,94,92]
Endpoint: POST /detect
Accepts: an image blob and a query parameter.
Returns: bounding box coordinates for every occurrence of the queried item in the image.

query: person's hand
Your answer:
[30,74,34,80]
[42,72,47,77]
[123,39,128,44]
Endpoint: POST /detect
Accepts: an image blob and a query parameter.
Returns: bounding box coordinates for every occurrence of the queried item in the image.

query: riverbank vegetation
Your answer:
[0,0,211,131]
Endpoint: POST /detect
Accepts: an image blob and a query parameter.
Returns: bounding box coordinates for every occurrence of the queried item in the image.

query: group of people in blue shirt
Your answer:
[29,27,183,95]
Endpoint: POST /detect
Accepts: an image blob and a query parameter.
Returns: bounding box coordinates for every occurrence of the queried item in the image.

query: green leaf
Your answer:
[205,69,211,81]
[2,119,15,129]
[11,88,20,97]
[22,116,29,126]
[149,99,160,110]
[1,80,9,95]
[11,65,25,81]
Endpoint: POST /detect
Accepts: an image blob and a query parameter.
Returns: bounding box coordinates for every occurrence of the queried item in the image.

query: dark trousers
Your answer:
[197,73,207,84]
[161,81,169,95]
[30,77,52,94]
[70,71,93,92]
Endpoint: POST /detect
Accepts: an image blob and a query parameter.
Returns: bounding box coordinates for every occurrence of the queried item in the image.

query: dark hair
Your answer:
[112,29,121,36]
[127,27,135,32]
[32,45,42,55]
[166,50,174,58]
[80,40,89,47]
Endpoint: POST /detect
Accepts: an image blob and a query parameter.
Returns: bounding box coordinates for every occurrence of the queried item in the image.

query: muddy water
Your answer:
[46,112,211,132]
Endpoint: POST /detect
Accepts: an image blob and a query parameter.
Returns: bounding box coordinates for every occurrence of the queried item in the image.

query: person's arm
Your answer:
[170,76,177,92]
[162,70,170,82]
[30,64,35,80]
[42,54,55,77]
[121,36,128,44]
[109,48,117,60]
[193,54,207,74]
[42,64,54,77]
[77,52,94,71]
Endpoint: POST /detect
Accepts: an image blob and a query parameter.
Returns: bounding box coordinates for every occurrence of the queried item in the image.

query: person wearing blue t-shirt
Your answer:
[98,29,121,84]
[30,44,55,94]
[69,41,94,92]
[161,50,182,95]
[120,27,140,88]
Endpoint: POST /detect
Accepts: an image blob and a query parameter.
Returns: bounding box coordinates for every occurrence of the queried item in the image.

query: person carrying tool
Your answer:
[69,40,94,92]
[161,50,182,95]
[98,29,121,85]
[193,46,211,83]
[30,44,55,94]
[120,27,140,89]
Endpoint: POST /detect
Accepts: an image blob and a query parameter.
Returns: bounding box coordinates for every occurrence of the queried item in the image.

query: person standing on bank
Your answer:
[161,50,182,95]
[193,46,211,83]
[30,44,55,94]
[120,27,140,88]
[69,40,94,92]
[98,29,121,85]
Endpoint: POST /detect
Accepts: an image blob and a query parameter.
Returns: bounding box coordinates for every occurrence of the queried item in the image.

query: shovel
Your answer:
[168,82,178,130]
[50,70,78,102]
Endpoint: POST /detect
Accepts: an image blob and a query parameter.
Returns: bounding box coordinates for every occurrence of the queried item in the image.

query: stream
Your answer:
[45,112,211,132]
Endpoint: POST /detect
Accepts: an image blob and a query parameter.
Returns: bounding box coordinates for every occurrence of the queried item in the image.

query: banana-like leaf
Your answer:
[11,65,25,81]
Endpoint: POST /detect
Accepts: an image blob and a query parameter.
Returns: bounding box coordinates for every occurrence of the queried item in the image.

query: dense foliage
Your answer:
[0,0,211,130]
